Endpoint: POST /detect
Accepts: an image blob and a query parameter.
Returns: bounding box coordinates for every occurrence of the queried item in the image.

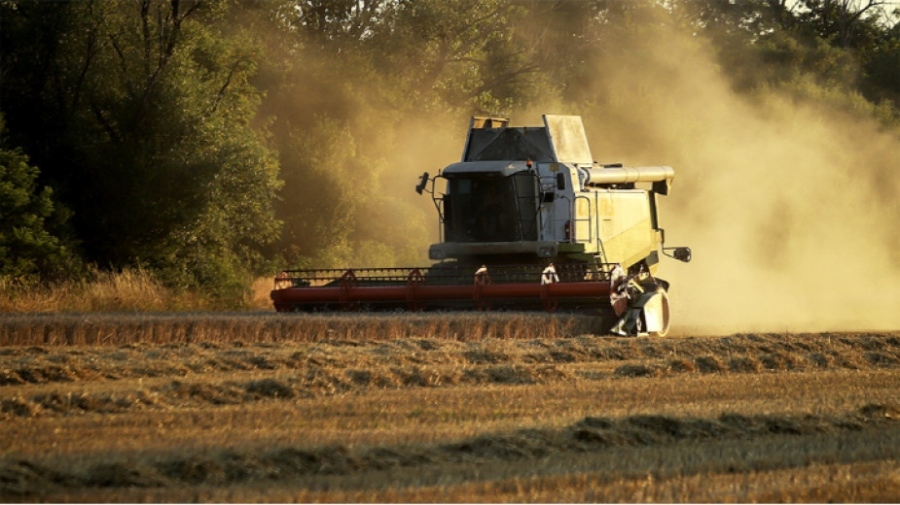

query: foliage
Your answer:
[0,119,76,283]
[1,0,898,308]
[0,0,281,302]
[681,0,900,125]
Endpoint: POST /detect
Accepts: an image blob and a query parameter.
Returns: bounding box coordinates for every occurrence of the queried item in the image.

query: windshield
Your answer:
[443,173,538,243]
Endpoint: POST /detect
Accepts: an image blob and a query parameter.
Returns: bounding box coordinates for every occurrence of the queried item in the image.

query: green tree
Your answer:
[253,0,548,270]
[663,0,899,122]
[370,0,535,114]
[1,0,282,299]
[0,118,74,283]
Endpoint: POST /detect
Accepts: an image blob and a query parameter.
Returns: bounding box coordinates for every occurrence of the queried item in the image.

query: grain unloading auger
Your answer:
[271,115,691,336]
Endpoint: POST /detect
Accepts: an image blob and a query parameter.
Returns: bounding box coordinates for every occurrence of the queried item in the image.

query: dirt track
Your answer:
[1,315,899,501]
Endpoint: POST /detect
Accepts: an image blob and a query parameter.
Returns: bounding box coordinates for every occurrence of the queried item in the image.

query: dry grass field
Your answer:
[1,312,899,502]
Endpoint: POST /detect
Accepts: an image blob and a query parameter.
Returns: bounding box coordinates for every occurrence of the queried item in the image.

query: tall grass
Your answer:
[0,267,249,313]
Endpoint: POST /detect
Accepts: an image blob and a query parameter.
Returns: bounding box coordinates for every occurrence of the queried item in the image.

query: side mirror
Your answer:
[415,172,430,195]
[663,246,692,263]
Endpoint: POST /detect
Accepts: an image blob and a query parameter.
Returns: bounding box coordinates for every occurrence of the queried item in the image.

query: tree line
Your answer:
[1,0,898,304]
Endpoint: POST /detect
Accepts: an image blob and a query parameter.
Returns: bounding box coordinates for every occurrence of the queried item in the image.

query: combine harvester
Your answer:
[271,115,691,336]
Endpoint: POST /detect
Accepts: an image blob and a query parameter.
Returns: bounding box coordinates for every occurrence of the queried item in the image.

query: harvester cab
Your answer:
[272,114,690,337]
[420,115,689,271]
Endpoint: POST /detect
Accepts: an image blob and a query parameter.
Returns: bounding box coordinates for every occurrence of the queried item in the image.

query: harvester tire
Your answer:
[645,288,670,337]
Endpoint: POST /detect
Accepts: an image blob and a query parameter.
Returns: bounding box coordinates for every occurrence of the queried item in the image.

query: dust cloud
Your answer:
[564,26,900,333]
[276,14,899,333]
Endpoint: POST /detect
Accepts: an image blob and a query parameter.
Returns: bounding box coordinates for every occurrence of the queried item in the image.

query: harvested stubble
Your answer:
[2,405,899,498]
[2,324,900,502]
[0,312,608,346]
